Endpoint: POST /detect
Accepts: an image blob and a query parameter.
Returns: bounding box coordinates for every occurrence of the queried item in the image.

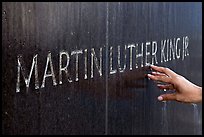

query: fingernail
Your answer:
[147,74,151,80]
[152,72,157,74]
[158,96,163,101]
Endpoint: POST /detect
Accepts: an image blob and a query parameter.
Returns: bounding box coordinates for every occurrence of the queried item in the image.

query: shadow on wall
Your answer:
[75,66,149,100]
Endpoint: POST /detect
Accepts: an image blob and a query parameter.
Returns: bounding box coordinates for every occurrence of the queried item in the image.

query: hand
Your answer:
[147,65,202,103]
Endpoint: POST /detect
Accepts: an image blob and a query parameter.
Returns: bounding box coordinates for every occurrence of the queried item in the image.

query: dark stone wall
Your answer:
[2,2,202,135]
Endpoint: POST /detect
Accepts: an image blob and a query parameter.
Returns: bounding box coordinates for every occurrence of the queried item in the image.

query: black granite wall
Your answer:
[2,2,202,135]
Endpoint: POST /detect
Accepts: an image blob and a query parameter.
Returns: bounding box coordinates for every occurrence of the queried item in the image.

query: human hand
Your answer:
[147,65,202,103]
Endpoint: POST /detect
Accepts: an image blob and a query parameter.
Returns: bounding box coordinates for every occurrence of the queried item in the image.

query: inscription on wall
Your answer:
[16,36,189,92]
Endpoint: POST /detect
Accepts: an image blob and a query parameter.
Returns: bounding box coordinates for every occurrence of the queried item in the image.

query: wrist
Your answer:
[197,87,202,102]
[194,86,202,103]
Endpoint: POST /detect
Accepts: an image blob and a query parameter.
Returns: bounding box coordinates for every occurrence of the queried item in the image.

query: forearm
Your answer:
[190,85,202,103]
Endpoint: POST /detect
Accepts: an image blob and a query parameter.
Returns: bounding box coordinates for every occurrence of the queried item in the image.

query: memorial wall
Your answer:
[2,2,202,135]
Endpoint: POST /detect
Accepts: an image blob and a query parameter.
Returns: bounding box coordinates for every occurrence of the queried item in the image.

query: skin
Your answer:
[147,65,202,103]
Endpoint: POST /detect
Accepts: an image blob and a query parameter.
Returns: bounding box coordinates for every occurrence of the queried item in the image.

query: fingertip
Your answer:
[158,96,163,101]
[150,65,158,71]
[157,84,163,89]
[147,74,151,80]
[152,71,157,75]
[147,74,152,78]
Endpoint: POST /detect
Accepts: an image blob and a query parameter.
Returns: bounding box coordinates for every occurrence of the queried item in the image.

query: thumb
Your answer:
[158,93,177,101]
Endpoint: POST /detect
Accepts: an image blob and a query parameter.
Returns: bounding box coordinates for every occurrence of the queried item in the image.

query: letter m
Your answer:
[16,54,39,93]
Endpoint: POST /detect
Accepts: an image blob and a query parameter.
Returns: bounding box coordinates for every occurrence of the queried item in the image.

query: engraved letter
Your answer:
[145,42,151,66]
[91,48,103,78]
[118,45,127,72]
[151,41,158,65]
[185,36,189,57]
[182,37,185,60]
[127,44,135,70]
[59,51,72,84]
[71,49,83,81]
[161,40,166,63]
[41,52,57,88]
[109,46,117,74]
[176,38,181,59]
[169,38,176,61]
[166,39,169,62]
[84,49,88,79]
[16,54,39,92]
[135,43,144,68]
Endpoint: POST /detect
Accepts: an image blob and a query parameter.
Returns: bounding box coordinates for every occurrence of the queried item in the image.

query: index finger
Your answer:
[150,65,176,77]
